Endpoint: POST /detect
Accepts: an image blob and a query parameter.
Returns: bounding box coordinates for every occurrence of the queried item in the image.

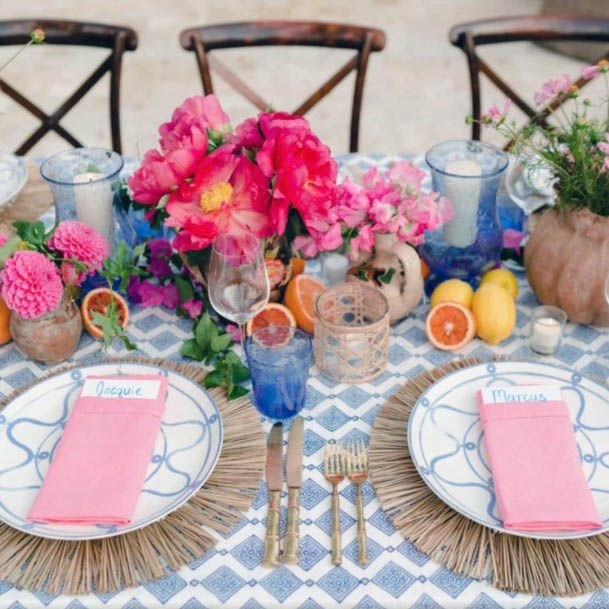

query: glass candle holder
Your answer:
[244,326,312,420]
[40,148,123,252]
[314,282,389,383]
[529,305,567,355]
[421,140,508,283]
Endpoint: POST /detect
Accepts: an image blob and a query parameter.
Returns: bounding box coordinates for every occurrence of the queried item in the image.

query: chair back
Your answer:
[0,19,138,154]
[450,15,609,143]
[179,21,386,152]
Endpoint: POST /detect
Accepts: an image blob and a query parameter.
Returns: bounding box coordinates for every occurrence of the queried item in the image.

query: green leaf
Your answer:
[211,333,232,353]
[231,359,250,383]
[357,268,368,281]
[228,385,249,400]
[378,267,396,284]
[224,371,234,397]
[0,235,21,265]
[194,313,217,350]
[12,220,47,246]
[204,369,224,388]
[180,338,204,360]
[175,276,194,305]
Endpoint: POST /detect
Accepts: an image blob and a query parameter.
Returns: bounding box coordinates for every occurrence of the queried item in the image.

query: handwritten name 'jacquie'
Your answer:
[95,380,143,399]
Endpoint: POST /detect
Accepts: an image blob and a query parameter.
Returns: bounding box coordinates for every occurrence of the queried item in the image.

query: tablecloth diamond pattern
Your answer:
[1,155,609,608]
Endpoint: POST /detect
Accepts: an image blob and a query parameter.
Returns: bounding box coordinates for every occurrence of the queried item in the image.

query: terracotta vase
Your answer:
[347,233,423,324]
[525,208,609,326]
[10,296,83,364]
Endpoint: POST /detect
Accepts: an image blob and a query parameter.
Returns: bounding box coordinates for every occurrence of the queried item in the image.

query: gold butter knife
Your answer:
[262,422,283,568]
[283,416,303,564]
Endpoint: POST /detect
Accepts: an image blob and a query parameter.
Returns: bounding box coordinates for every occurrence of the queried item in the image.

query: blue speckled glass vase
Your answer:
[421,140,508,284]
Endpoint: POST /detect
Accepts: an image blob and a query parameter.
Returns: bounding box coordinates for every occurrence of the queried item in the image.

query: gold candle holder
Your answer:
[314,282,389,383]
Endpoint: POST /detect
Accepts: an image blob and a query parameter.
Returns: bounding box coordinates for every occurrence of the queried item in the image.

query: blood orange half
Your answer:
[425,302,475,351]
[246,303,296,337]
[81,288,130,340]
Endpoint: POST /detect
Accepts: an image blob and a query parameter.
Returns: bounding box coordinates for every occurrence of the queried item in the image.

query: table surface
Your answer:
[1,154,609,609]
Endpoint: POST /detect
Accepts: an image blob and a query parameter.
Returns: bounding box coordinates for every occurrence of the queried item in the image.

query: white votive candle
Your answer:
[73,172,115,246]
[442,159,482,248]
[530,317,562,355]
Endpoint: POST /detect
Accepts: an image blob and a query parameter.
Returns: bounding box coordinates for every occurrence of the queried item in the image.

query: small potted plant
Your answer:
[0,220,108,363]
[478,61,609,325]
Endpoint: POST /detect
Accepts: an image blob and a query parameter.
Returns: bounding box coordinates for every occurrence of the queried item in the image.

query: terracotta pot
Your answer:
[347,233,423,324]
[525,208,609,326]
[10,296,83,364]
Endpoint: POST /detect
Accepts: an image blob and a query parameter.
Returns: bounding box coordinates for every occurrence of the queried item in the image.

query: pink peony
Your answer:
[230,117,264,150]
[182,299,203,319]
[48,221,109,275]
[167,95,231,136]
[166,145,272,252]
[128,149,180,205]
[1,251,63,319]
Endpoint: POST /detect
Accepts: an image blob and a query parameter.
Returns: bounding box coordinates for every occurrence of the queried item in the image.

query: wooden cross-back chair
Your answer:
[179,21,386,152]
[450,15,609,146]
[0,19,138,154]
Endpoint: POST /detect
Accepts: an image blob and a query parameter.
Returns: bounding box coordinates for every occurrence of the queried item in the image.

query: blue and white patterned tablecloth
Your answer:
[2,155,609,609]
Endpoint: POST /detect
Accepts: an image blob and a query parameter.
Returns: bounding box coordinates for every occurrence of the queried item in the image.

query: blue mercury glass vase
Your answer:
[421,140,508,285]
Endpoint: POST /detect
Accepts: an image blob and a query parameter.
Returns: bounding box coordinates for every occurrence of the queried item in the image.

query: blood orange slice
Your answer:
[264,259,287,289]
[425,302,475,351]
[246,302,296,338]
[284,275,326,335]
[81,288,129,340]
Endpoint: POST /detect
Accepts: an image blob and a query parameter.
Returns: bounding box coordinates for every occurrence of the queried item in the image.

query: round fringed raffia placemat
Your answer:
[0,357,266,596]
[369,357,609,597]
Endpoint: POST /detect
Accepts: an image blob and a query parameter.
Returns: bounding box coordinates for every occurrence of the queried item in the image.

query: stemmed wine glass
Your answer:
[207,232,270,347]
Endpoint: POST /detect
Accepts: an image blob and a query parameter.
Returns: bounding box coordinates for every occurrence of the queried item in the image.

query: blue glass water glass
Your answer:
[244,326,312,420]
[40,148,123,253]
[421,140,508,284]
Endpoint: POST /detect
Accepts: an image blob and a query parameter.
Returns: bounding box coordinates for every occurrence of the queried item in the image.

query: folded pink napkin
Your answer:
[28,374,168,526]
[478,385,601,532]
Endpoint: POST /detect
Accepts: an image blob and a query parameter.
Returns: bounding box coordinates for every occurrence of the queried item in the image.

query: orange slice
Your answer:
[81,288,130,340]
[246,302,296,337]
[284,275,326,335]
[425,302,475,351]
[290,257,306,277]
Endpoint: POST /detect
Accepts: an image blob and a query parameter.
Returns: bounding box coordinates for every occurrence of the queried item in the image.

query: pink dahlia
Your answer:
[1,251,64,319]
[48,221,109,280]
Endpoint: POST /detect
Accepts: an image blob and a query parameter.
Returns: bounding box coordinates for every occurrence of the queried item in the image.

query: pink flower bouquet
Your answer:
[128,95,339,256]
[0,221,108,319]
[294,161,453,261]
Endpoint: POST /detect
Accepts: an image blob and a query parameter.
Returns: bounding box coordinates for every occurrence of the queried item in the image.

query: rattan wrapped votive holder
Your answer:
[314,282,390,383]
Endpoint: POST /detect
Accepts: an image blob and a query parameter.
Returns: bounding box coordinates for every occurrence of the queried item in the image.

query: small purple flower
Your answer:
[182,299,203,318]
[162,284,179,309]
[147,257,172,279]
[137,281,166,307]
[225,323,241,342]
[147,238,173,259]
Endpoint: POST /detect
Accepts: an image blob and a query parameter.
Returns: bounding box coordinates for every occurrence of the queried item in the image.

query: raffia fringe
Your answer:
[0,357,266,595]
[369,357,609,597]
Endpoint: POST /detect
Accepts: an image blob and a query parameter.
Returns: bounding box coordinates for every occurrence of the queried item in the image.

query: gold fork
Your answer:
[324,443,345,566]
[346,440,368,565]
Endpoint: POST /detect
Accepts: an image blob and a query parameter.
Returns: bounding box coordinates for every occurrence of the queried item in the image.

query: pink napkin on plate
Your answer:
[478,385,601,532]
[28,374,168,526]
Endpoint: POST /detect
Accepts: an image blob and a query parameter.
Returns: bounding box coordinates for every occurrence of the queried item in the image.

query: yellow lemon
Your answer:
[472,283,516,345]
[430,279,474,310]
[480,268,519,300]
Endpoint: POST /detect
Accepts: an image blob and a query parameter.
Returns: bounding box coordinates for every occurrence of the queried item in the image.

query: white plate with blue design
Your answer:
[408,361,609,540]
[0,152,27,209]
[0,362,223,540]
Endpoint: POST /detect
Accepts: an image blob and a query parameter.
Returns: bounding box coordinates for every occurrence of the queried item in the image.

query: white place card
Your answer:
[479,385,563,405]
[80,378,163,400]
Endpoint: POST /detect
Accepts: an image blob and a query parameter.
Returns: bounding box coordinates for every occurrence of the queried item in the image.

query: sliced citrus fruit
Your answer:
[81,288,129,340]
[0,296,10,345]
[290,257,306,277]
[246,302,296,337]
[420,258,431,280]
[264,259,287,289]
[426,302,476,351]
[284,275,326,335]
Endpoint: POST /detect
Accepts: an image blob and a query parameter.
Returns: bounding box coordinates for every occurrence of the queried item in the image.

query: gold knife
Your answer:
[262,422,283,568]
[283,416,304,564]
